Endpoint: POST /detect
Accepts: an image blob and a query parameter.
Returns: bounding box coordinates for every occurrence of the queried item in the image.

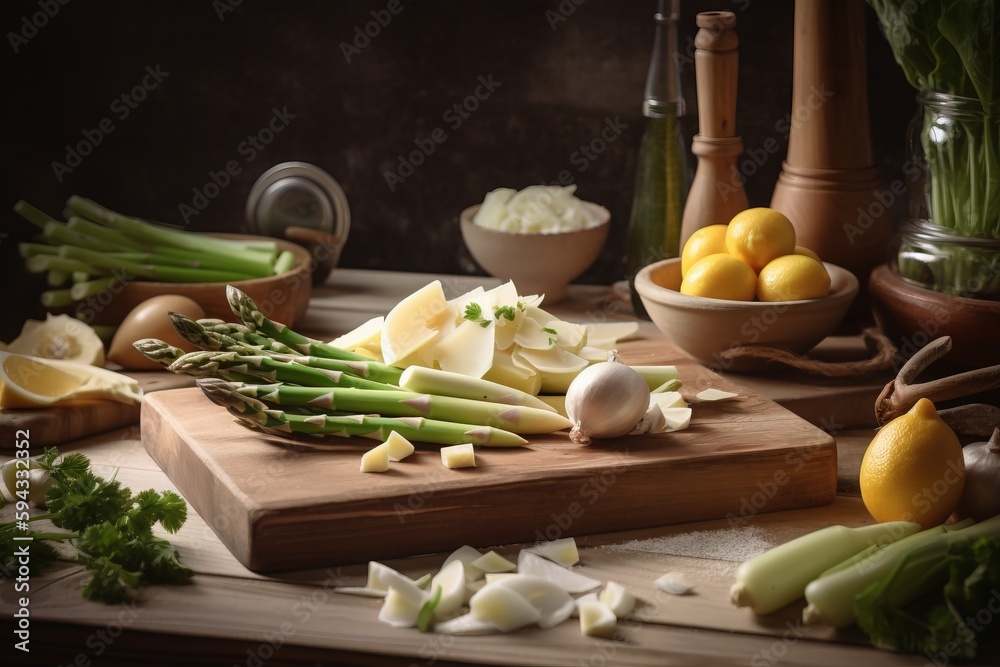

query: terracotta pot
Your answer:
[869,263,1000,371]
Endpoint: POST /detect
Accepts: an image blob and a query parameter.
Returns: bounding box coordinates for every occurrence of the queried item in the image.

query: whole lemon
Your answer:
[681,224,729,277]
[725,208,797,272]
[680,253,757,301]
[756,254,831,302]
[794,245,822,262]
[859,398,965,529]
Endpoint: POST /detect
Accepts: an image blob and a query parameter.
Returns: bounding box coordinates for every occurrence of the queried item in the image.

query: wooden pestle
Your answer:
[680,11,748,247]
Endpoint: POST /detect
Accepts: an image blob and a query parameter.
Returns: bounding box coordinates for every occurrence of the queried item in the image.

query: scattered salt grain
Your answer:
[606,525,774,564]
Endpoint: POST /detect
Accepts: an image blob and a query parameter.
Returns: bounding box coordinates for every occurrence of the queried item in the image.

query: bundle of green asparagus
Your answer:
[14,196,294,311]
[135,286,580,447]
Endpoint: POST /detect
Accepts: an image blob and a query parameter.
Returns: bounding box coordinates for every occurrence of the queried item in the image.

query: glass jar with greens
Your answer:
[868,0,1000,299]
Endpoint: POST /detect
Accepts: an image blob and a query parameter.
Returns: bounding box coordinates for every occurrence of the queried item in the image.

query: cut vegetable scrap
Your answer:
[360,443,390,473]
[380,280,451,364]
[525,537,580,566]
[384,431,415,461]
[599,581,637,617]
[655,571,695,596]
[339,537,640,639]
[577,598,618,637]
[429,558,468,618]
[470,551,517,573]
[328,316,384,354]
[469,583,542,632]
[441,443,476,469]
[517,550,601,595]
[695,388,739,402]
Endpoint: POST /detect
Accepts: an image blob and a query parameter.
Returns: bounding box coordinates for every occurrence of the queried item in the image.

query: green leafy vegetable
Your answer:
[868,0,1000,295]
[854,531,1000,660]
[0,448,192,603]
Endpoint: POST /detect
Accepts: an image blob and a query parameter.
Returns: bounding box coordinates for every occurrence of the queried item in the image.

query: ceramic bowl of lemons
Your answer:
[635,257,858,372]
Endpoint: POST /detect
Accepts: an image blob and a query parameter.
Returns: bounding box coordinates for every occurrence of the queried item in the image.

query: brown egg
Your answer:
[107,294,206,370]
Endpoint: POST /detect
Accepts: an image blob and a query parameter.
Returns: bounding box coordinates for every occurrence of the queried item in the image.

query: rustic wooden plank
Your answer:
[3,562,945,667]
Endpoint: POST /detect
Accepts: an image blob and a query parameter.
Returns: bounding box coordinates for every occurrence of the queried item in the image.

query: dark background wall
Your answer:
[2,0,914,341]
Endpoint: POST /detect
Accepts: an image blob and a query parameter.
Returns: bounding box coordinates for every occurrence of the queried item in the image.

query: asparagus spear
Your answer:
[167,350,392,391]
[233,381,571,435]
[227,285,373,362]
[197,378,527,447]
[132,339,187,367]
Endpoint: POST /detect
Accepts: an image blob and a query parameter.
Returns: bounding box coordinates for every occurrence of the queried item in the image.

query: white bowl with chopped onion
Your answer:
[460,186,610,304]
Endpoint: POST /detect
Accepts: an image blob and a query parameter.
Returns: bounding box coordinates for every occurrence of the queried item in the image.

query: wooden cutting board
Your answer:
[142,341,837,572]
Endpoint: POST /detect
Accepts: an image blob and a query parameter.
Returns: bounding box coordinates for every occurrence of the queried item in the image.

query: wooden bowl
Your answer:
[869,263,1000,371]
[634,257,858,373]
[459,203,610,304]
[77,234,313,327]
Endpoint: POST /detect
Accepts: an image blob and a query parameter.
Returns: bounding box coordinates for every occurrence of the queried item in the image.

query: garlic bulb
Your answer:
[565,353,650,445]
[954,428,1000,522]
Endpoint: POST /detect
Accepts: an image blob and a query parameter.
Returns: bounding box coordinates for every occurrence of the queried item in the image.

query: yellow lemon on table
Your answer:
[756,254,831,302]
[0,351,142,409]
[680,254,757,301]
[725,208,797,272]
[859,398,965,529]
[681,224,729,277]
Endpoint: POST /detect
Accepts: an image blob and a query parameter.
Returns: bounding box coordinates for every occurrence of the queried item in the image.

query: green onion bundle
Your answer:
[15,196,293,310]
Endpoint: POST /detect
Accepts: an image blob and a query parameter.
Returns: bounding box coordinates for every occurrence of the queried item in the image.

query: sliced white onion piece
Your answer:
[469,583,542,632]
[517,551,601,595]
[655,571,695,596]
[577,599,617,637]
[525,537,579,566]
[599,581,636,617]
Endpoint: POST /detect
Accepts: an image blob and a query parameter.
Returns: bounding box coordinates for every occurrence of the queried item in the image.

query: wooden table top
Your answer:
[0,269,968,666]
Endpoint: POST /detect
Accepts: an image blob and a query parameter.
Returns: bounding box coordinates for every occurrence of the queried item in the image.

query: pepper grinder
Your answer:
[769,0,892,305]
[680,11,748,247]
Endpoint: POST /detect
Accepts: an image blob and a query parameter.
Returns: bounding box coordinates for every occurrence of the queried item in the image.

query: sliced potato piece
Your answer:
[432,319,496,378]
[513,317,556,351]
[328,316,384,352]
[482,349,541,396]
[441,443,476,469]
[384,431,415,461]
[360,443,390,473]
[381,280,451,364]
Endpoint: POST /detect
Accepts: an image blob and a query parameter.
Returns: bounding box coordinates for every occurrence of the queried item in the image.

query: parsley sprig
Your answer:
[463,301,535,331]
[0,447,192,603]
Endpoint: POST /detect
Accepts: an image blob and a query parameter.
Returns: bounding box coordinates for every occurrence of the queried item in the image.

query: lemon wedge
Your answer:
[0,351,142,409]
[4,313,105,366]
